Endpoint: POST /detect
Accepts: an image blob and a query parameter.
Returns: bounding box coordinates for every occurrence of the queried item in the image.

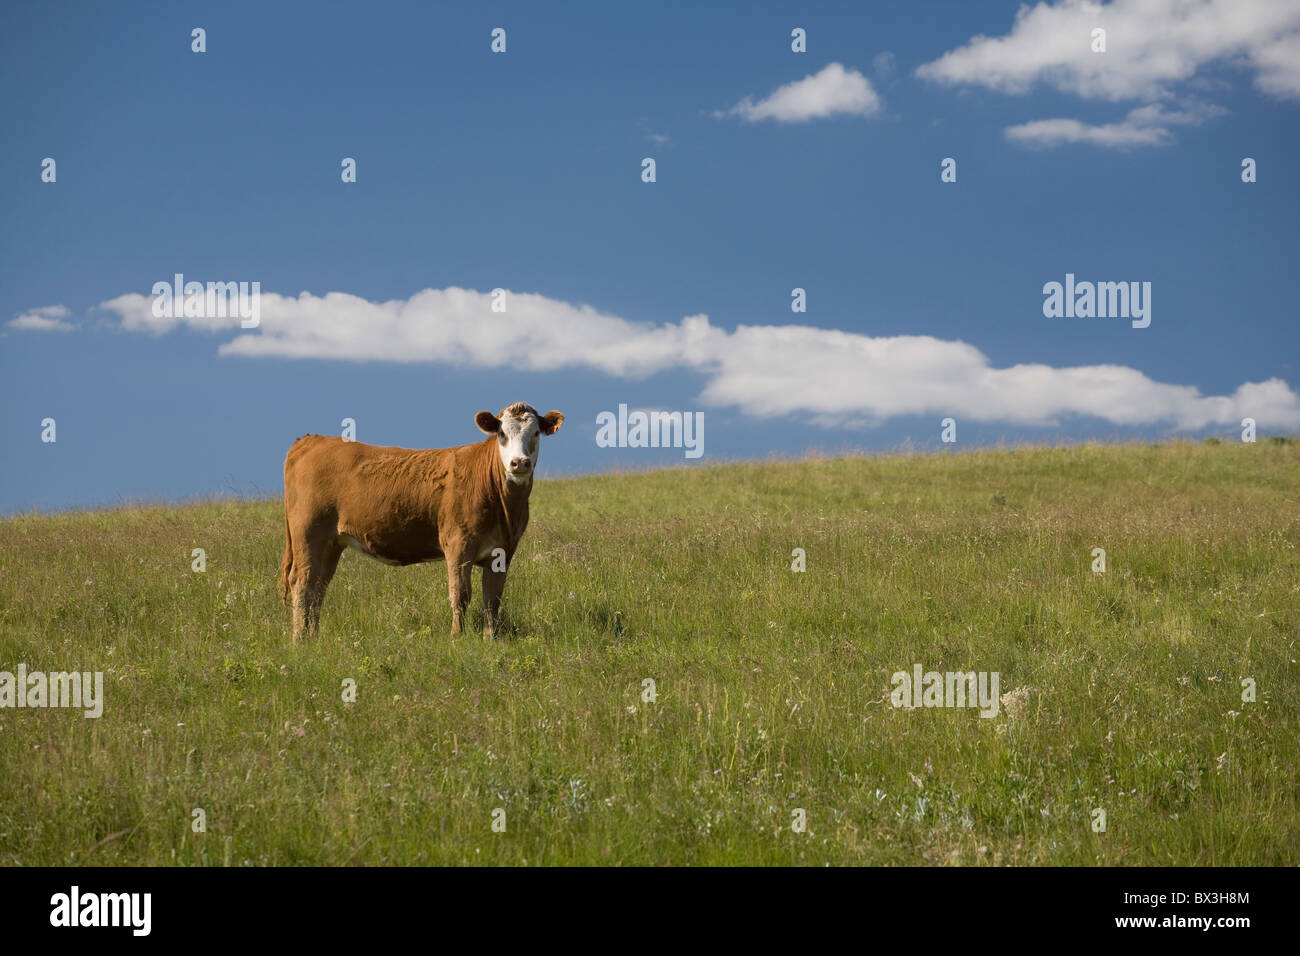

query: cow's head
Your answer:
[475,402,564,483]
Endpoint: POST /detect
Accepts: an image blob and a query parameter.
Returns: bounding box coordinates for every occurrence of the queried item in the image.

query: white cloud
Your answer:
[637,117,670,146]
[918,0,1300,147]
[1006,100,1226,147]
[8,304,73,332]
[96,286,1300,432]
[715,62,882,123]
[1249,26,1300,98]
[98,288,717,378]
[695,324,1299,430]
[917,0,1300,101]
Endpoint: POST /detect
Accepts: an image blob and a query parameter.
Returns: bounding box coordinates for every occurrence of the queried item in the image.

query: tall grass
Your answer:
[1,440,1296,865]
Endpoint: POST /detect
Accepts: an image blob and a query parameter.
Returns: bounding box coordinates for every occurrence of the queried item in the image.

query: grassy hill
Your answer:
[1,440,1297,865]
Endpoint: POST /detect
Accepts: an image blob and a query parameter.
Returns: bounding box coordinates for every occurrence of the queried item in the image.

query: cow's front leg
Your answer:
[481,566,506,638]
[446,555,472,635]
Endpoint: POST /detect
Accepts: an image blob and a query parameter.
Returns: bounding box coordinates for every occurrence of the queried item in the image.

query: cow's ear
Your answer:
[475,410,501,434]
[540,410,564,435]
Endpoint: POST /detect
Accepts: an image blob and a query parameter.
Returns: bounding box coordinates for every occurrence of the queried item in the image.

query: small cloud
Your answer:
[637,117,670,146]
[916,0,1300,103]
[715,62,882,123]
[873,51,896,79]
[917,1,1298,153]
[1006,101,1226,149]
[8,304,73,332]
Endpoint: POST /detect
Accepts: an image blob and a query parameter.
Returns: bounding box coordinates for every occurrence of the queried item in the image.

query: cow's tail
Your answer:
[278,509,293,605]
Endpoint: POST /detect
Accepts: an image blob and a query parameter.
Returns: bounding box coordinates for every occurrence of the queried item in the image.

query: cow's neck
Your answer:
[488,457,532,541]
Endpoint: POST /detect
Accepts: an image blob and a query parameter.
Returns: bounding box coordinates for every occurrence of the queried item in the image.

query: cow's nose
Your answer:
[510,457,530,471]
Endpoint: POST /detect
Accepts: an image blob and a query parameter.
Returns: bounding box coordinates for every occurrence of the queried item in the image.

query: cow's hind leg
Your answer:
[305,540,343,634]
[288,528,313,641]
[291,527,343,641]
[446,552,473,635]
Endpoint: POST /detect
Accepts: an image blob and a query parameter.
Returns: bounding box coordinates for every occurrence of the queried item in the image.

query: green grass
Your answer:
[1,440,1297,865]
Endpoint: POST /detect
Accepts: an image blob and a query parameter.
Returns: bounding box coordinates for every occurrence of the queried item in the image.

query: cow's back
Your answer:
[284,434,455,564]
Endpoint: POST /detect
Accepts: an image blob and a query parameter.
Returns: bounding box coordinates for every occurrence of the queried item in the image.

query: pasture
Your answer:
[0,440,1296,865]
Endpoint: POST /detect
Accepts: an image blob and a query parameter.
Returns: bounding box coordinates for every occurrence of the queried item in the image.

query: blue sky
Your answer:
[2,0,1298,512]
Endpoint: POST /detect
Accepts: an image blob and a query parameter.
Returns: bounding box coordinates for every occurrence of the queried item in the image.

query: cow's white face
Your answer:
[496,411,541,483]
[475,404,565,485]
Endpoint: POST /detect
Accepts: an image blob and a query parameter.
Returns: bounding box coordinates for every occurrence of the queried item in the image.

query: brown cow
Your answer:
[279,402,564,640]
